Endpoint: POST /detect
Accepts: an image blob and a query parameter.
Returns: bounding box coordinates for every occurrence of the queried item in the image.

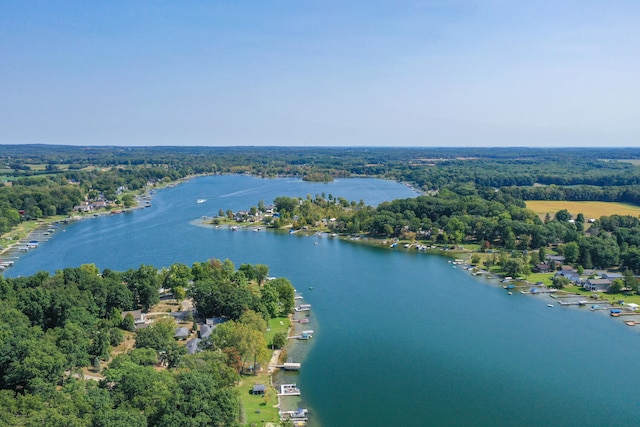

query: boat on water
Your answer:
[196,199,206,203]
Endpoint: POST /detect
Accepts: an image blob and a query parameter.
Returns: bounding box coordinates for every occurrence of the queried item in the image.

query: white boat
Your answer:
[196,199,206,203]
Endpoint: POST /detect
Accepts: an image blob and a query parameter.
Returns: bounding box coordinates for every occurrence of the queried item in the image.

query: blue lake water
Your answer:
[4,175,640,426]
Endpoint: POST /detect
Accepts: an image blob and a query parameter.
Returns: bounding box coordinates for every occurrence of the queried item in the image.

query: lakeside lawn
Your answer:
[526,200,640,220]
[559,285,640,306]
[240,316,291,427]
[240,374,280,427]
[0,218,70,253]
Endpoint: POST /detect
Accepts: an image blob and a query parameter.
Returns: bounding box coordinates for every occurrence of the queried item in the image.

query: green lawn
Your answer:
[239,374,280,426]
[526,273,554,285]
[561,285,640,305]
[239,316,291,426]
[266,316,291,346]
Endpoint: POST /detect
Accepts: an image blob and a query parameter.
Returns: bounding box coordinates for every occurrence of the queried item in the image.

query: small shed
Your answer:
[252,384,266,395]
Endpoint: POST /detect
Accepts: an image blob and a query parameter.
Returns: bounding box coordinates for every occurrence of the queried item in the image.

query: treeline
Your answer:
[499,185,640,205]
[387,157,640,190]
[0,258,294,426]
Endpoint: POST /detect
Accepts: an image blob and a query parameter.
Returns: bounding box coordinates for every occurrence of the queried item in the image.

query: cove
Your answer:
[5,175,640,426]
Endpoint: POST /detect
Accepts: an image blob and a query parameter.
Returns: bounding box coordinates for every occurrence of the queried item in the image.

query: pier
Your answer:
[279,384,301,396]
[270,362,301,371]
[279,408,308,422]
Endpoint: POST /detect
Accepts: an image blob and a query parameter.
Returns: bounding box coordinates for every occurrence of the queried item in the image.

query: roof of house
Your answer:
[587,279,611,285]
[200,324,215,339]
[121,309,143,320]
[175,327,190,338]
[186,338,201,354]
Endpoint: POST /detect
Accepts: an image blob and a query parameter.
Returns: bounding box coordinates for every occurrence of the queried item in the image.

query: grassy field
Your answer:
[526,200,640,220]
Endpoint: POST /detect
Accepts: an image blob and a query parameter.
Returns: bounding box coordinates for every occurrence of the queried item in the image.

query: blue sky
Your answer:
[1,0,638,147]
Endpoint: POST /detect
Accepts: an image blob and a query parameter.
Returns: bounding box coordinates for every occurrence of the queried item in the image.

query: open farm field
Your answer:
[526,200,640,220]
[614,159,640,166]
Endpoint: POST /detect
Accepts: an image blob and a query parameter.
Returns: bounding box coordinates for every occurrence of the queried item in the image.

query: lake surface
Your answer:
[5,175,640,426]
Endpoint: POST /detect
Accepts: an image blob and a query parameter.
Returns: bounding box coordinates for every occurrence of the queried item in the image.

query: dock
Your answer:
[557,300,590,306]
[288,332,312,340]
[270,362,301,371]
[279,384,301,396]
[280,408,308,422]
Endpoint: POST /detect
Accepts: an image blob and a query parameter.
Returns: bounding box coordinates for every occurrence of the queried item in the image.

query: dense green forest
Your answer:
[0,258,294,426]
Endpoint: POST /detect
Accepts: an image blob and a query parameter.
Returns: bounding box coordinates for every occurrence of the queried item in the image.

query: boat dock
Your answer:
[275,293,311,425]
[279,384,301,396]
[279,408,308,422]
[557,300,590,306]
[270,362,301,371]
[288,332,312,340]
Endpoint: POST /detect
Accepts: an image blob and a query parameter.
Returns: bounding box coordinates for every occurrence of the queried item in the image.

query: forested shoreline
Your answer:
[0,258,294,426]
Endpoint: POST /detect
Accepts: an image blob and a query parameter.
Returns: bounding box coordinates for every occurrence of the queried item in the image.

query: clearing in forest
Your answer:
[525,200,640,220]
